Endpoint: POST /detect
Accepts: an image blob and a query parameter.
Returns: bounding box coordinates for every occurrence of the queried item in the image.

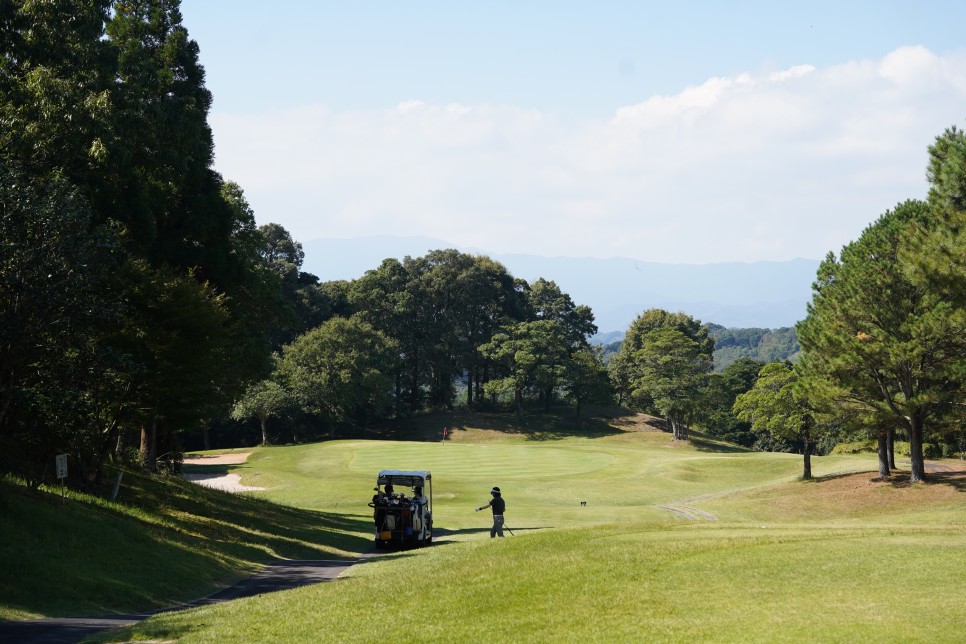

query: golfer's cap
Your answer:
[490,486,501,494]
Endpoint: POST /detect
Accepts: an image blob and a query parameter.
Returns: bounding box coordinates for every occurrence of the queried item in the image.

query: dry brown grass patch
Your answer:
[714,465,966,522]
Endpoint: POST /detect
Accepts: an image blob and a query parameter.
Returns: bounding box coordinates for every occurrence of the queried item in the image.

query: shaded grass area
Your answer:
[0,469,369,620]
[370,405,639,442]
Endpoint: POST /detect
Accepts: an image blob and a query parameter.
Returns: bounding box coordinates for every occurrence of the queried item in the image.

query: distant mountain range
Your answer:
[300,235,821,334]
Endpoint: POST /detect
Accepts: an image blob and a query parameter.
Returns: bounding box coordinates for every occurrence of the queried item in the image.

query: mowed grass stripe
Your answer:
[347,442,616,478]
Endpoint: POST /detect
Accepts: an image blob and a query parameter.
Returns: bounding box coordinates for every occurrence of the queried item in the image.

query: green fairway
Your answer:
[231,429,873,532]
[97,422,966,642]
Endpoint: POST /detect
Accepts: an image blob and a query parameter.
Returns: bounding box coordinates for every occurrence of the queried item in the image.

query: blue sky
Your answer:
[180,1,966,263]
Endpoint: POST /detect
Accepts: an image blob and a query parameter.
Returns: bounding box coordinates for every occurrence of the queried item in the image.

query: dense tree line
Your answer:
[708,325,800,370]
[592,129,966,475]
[601,326,800,372]
[738,129,966,481]
[0,0,612,480]
[0,1,285,487]
[234,250,613,441]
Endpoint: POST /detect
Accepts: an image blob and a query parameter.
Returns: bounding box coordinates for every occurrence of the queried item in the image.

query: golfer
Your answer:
[476,486,506,538]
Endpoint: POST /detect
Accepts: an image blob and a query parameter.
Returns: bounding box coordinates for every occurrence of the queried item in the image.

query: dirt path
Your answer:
[657,501,718,521]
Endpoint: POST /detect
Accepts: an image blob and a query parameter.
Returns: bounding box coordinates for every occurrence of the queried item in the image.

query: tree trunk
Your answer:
[802,437,813,480]
[259,415,269,446]
[515,389,524,418]
[908,414,926,482]
[139,426,148,466]
[481,360,489,404]
[466,368,474,407]
[409,352,420,412]
[876,428,890,478]
[887,426,896,470]
[796,412,815,480]
[475,366,483,408]
[139,418,157,471]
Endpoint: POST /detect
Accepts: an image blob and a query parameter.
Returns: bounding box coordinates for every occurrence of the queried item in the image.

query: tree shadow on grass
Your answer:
[689,432,754,454]
[377,407,635,442]
[803,471,866,484]
[879,466,966,491]
[927,470,966,491]
[802,464,966,492]
[180,463,232,475]
[433,525,547,543]
[0,469,378,618]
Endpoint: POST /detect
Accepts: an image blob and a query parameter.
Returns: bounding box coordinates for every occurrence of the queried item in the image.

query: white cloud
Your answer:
[768,64,815,82]
[210,46,966,264]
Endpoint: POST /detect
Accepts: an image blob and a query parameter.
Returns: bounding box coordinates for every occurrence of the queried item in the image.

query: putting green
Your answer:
[346,442,615,479]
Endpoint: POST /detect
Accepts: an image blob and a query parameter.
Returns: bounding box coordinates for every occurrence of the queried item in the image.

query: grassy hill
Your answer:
[3,410,964,641]
[0,467,364,620]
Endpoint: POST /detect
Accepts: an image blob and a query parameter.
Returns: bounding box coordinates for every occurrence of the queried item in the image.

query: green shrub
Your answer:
[830,440,944,459]
[830,440,876,455]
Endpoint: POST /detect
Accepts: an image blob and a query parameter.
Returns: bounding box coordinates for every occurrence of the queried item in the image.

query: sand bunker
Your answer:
[183,452,266,492]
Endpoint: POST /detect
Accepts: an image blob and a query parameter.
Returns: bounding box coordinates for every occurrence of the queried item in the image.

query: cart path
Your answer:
[0,558,367,644]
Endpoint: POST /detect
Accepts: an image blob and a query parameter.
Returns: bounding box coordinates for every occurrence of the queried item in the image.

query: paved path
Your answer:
[0,559,361,644]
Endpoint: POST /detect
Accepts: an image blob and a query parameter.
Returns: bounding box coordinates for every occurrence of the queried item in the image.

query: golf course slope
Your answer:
[0,410,966,642]
[90,413,965,643]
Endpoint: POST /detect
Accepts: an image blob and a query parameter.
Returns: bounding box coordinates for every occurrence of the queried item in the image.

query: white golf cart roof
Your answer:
[377,470,431,487]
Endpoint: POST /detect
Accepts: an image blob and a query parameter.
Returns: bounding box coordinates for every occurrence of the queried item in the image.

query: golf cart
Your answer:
[369,470,433,548]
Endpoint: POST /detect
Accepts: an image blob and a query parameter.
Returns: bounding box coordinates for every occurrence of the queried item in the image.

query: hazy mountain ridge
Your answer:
[301,235,820,333]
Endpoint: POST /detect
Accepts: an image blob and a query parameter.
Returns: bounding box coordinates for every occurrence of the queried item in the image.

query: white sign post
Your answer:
[55,454,68,502]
